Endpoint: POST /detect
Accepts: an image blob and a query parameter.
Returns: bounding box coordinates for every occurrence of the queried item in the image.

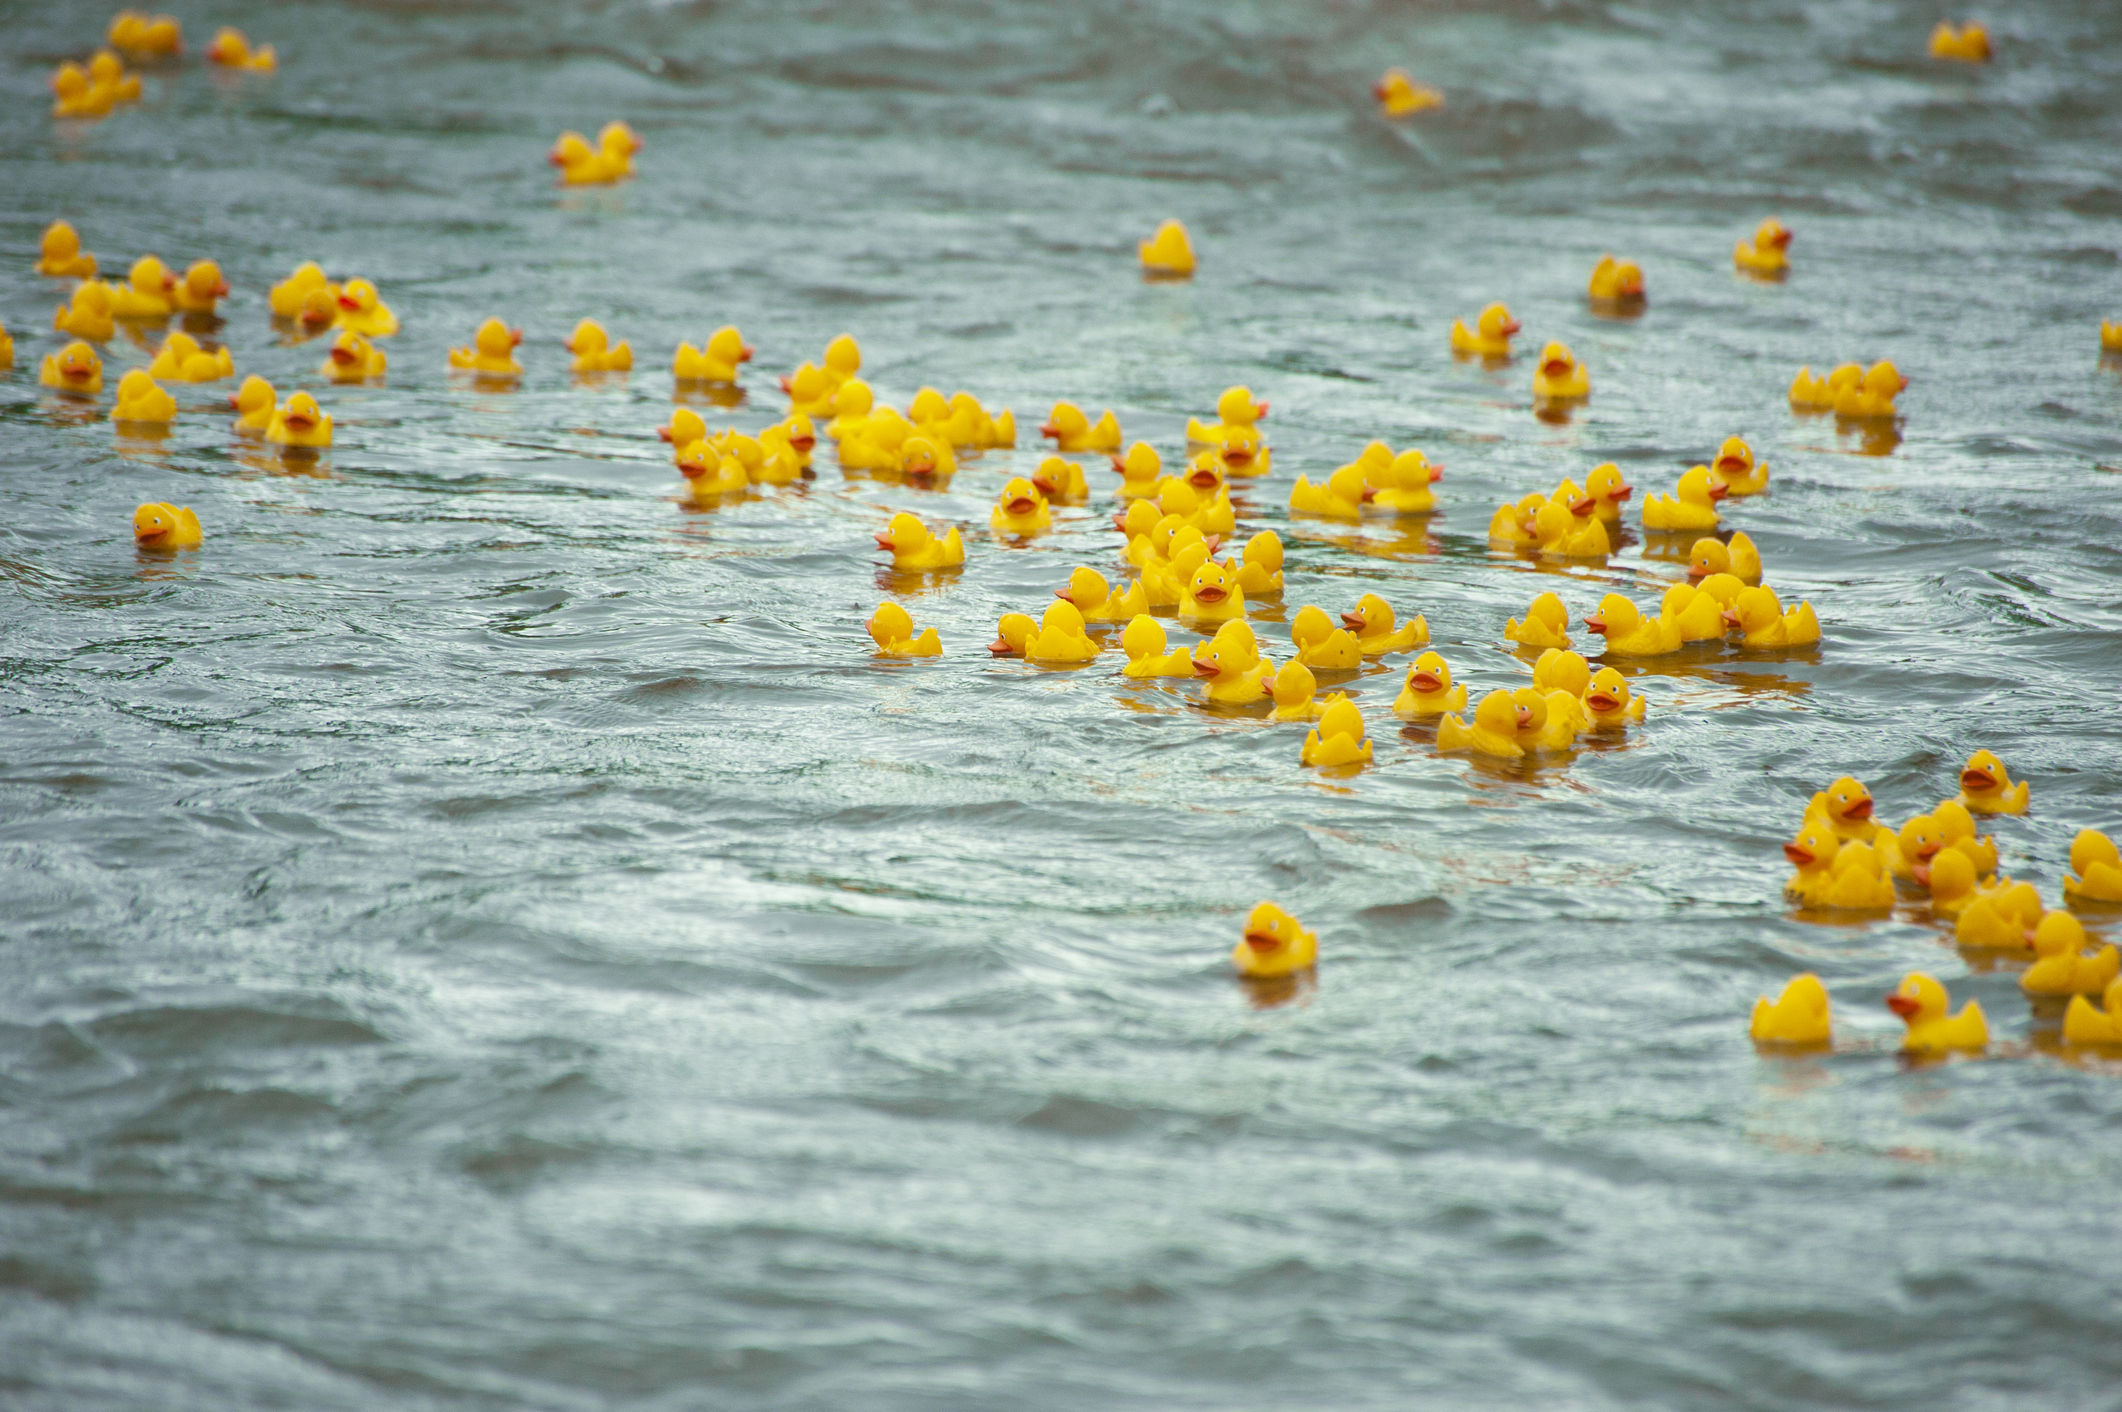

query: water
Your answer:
[5,0,2122,1406]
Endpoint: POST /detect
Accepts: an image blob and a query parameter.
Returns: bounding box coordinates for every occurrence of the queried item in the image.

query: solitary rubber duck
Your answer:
[110,255,177,320]
[108,11,183,55]
[1025,600,1101,665]
[132,502,202,550]
[53,281,116,341]
[1642,466,1726,532]
[1288,606,1362,673]
[324,330,388,382]
[867,602,940,658]
[1287,461,1371,518]
[1449,302,1520,359]
[1056,566,1145,623]
[1342,594,1427,656]
[1724,586,1821,649]
[1504,591,1571,650]
[1687,532,1762,584]
[1707,437,1769,496]
[1392,652,1467,718]
[205,26,275,70]
[990,478,1051,537]
[1587,255,1644,306]
[2063,979,2122,1046]
[1581,667,1646,729]
[675,326,751,382]
[1372,67,1441,116]
[2021,913,2120,997]
[1040,402,1121,453]
[1235,531,1284,599]
[1954,749,2027,815]
[2104,321,2122,354]
[548,131,627,185]
[1833,360,1906,420]
[1120,614,1195,678]
[37,221,98,278]
[1437,690,1529,760]
[1928,20,1991,61]
[1232,902,1316,978]
[169,259,230,316]
[563,319,632,372]
[449,319,521,377]
[1530,342,1590,401]
[40,340,103,396]
[1139,219,1195,278]
[148,331,234,382]
[111,369,176,424]
[0,320,16,370]
[265,391,332,448]
[874,513,964,572]
[1734,219,1792,276]
[2066,829,2122,904]
[1191,620,1273,704]
[1301,696,1373,769]
[1750,973,1831,1046]
[1887,973,1987,1054]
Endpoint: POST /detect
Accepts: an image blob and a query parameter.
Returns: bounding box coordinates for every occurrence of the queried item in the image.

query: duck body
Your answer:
[1928,21,1991,61]
[2066,829,2122,903]
[674,444,750,500]
[2021,913,2121,996]
[264,391,332,448]
[1642,467,1726,531]
[1931,799,1999,876]
[324,331,388,382]
[1235,531,1284,599]
[110,256,177,320]
[2063,979,2122,1045]
[1301,696,1373,768]
[1369,449,1441,514]
[1289,462,1371,518]
[1191,621,1273,705]
[148,332,234,382]
[132,502,202,550]
[1342,594,1427,656]
[229,376,276,434]
[1888,973,1987,1054]
[37,221,97,278]
[675,326,752,382]
[269,262,332,319]
[1449,302,1519,358]
[1232,902,1316,978]
[1726,586,1820,649]
[1437,690,1527,760]
[874,513,963,572]
[1139,220,1195,277]
[1585,594,1681,657]
[1660,583,1727,644]
[1688,531,1762,585]
[1530,342,1590,400]
[1267,661,1324,722]
[1120,615,1196,679]
[333,279,398,338]
[1111,442,1164,498]
[562,318,631,372]
[1373,68,1442,116]
[1751,973,1830,1045]
[1587,255,1645,305]
[1392,652,1467,718]
[1955,881,2044,950]
[549,131,628,185]
[1833,361,1906,421]
[1025,601,1101,665]
[53,281,116,340]
[170,259,230,315]
[1289,605,1362,673]
[39,341,103,395]
[1734,219,1792,276]
[111,370,176,424]
[1954,749,2028,815]
[1040,402,1121,453]
[205,27,276,70]
[867,602,941,658]
[449,318,522,376]
[1505,591,1571,650]
[1057,566,1146,623]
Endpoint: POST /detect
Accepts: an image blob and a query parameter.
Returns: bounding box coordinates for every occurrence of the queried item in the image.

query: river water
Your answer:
[5,1,2122,1407]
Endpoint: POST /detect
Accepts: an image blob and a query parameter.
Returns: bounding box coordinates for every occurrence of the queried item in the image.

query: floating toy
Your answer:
[269,262,334,320]
[449,319,520,377]
[37,221,97,278]
[266,391,331,448]
[1040,402,1121,453]
[1288,461,1371,518]
[1505,591,1570,650]
[1587,255,1644,305]
[874,513,963,571]
[2066,830,2122,903]
[1955,880,2043,949]
[1025,600,1100,664]
[0,320,12,370]
[1185,385,1267,447]
[1235,531,1284,598]
[1373,67,1441,116]
[325,330,388,382]
[1514,686,1580,753]
[1486,491,1545,547]
[1268,661,1325,722]
[2063,979,2122,1045]
[110,256,176,320]
[1289,605,1361,672]
[1894,813,1947,884]
[824,381,875,444]
[148,331,233,382]
[1834,360,1906,420]
[1918,849,1991,917]
[1191,620,1273,704]
[813,334,861,392]
[1734,218,1792,276]
[1585,594,1681,656]
[1531,649,1590,699]
[111,369,175,424]
[1785,824,1895,909]
[1804,777,1887,843]
[1120,614,1195,678]
[1392,652,1467,718]
[675,326,752,382]
[1032,456,1089,503]
[1582,667,1646,729]
[1928,20,1991,61]
[1341,594,1427,656]
[779,413,817,467]
[1110,442,1163,497]
[1688,532,1761,584]
[132,502,201,549]
[2022,912,2120,996]
[1302,696,1373,768]
[598,121,643,175]
[1232,902,1316,978]
[108,11,183,55]
[2104,321,2122,354]
[169,259,230,316]
[1530,341,1589,400]
[1932,799,1999,875]
[1750,973,1830,1045]
[332,279,398,338]
[1582,462,1633,522]
[39,340,103,395]
[1139,219,1195,277]
[867,602,940,657]
[1368,448,1442,514]
[1658,583,1726,643]
[1705,437,1768,497]
[1531,499,1610,559]
[1437,690,1527,760]
[1057,566,1145,622]
[548,131,627,184]
[1641,466,1726,531]
[1449,302,1519,358]
[205,26,275,70]
[990,477,1050,536]
[50,63,114,120]
[1955,749,2028,815]
[988,613,1035,658]
[752,425,805,485]
[1724,586,1820,648]
[1180,558,1245,625]
[1788,363,1859,411]
[674,442,747,499]
[53,281,116,340]
[659,407,707,451]
[1887,973,1987,1053]
[563,318,631,373]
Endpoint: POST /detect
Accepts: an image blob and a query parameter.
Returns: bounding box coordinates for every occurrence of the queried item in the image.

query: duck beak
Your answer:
[1515,706,1535,729]
[1202,535,1221,554]
[1032,476,1058,496]
[789,435,814,451]
[1244,930,1282,952]
[657,426,675,442]
[509,329,524,346]
[1916,842,1942,861]
[1191,469,1221,487]
[1585,692,1619,712]
[873,534,894,550]
[337,293,359,310]
[1960,769,1992,791]
[1006,497,1036,514]
[1772,228,1793,249]
[216,280,231,296]
[1843,798,1873,821]
[1255,402,1269,419]
[1359,486,1376,502]
[1410,672,1442,694]
[1429,464,1444,482]
[1716,457,1745,475]
[1609,485,1633,501]
[1707,482,1729,502]
[1911,863,1932,887]
[777,374,795,393]
[1192,660,1220,678]
[1886,993,1917,1017]
[1220,448,1249,466]
[988,636,1015,656]
[1570,496,1596,517]
[1721,609,1740,628]
[1542,359,1570,377]
[1340,612,1366,631]
[740,345,755,361]
[1782,842,1815,865]
[1038,422,1058,437]
[1502,319,1522,335]
[1194,586,1226,604]
[1585,615,1607,636]
[329,347,355,365]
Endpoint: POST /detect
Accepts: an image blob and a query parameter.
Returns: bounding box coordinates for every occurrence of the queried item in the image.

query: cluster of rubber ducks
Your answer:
[547,123,644,185]
[50,14,275,120]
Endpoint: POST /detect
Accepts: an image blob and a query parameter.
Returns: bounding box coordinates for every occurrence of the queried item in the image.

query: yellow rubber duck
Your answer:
[1531,499,1610,560]
[148,331,233,382]
[1120,614,1195,679]
[987,613,1035,659]
[867,602,940,658]
[1392,652,1467,718]
[1179,558,1245,626]
[1288,461,1371,518]
[1372,67,1441,116]
[449,319,520,377]
[1734,218,1792,276]
[1813,839,1897,910]
[1833,360,1906,420]
[548,131,627,185]
[2104,321,2122,354]
[1803,777,1886,843]
[1723,586,1820,649]
[562,318,631,373]
[1031,456,1089,503]
[1486,490,1545,547]
[1341,594,1427,656]
[779,413,817,467]
[108,11,183,56]
[1955,880,2043,950]
[1750,973,1830,1046]
[1505,591,1571,650]
[110,369,175,424]
[1531,648,1590,698]
[2021,912,2120,996]
[110,256,177,320]
[1955,749,2028,815]
[894,429,955,479]
[822,381,876,445]
[51,63,115,120]
[1782,823,1847,905]
[2066,829,2122,904]
[1232,902,1316,978]
[674,442,748,500]
[990,477,1051,537]
[1642,466,1726,532]
[1788,363,1856,411]
[39,340,103,396]
[205,26,276,70]
[1585,594,1681,657]
[1368,448,1442,514]
[53,281,116,341]
[1235,531,1284,599]
[1687,532,1762,585]
[1141,536,1212,609]
[169,259,229,316]
[1705,437,1768,497]
[1931,798,1999,876]
[1437,690,1529,760]
[1530,341,1590,400]
[873,512,964,572]
[1301,696,1373,768]
[265,391,332,449]
[88,49,143,104]
[132,502,202,550]
[1110,442,1163,497]
[751,426,804,485]
[1024,600,1101,665]
[813,333,861,392]
[1581,667,1646,730]
[2063,978,2122,1045]
[1917,849,1993,918]
[36,221,97,278]
[1928,21,1991,61]
[1139,219,1195,277]
[1512,686,1580,754]
[598,121,643,175]
[674,326,751,382]
[1040,402,1120,453]
[1191,620,1273,704]
[1587,255,1644,305]
[269,262,333,320]
[1887,973,1987,1053]
[1582,462,1633,522]
[1185,385,1268,446]
[1658,583,1727,644]
[331,279,398,338]
[325,330,388,382]
[659,407,707,453]
[0,320,16,370]
[1289,605,1362,673]
[1449,302,1519,359]
[1893,812,1947,884]
[1268,661,1325,722]
[1056,566,1145,623]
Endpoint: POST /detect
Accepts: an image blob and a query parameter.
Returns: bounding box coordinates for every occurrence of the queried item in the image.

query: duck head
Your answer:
[51,63,88,102]
[1326,461,1374,506]
[2028,911,2087,957]
[1783,821,1840,871]
[563,318,608,355]
[1897,813,1945,883]
[1713,436,1754,480]
[1119,613,1168,662]
[1272,659,1317,707]
[1241,902,1307,961]
[1111,441,1162,483]
[1192,620,1260,680]
[1886,972,1945,1024]
[1189,559,1235,607]
[1525,590,1569,635]
[1243,530,1283,574]
[1040,401,1088,442]
[598,120,643,157]
[785,362,829,405]
[1754,218,1793,251]
[129,255,177,299]
[327,331,374,371]
[1179,452,1227,493]
[1584,593,1640,641]
[660,407,706,445]
[1218,428,1259,469]
[1372,68,1413,102]
[706,325,753,368]
[279,392,324,435]
[1289,604,1335,651]
[867,602,915,649]
[1404,651,1453,698]
[989,612,1035,657]
[1216,385,1266,424]
[1818,776,1876,825]
[298,287,337,327]
[1033,456,1080,498]
[181,259,229,302]
[823,334,861,379]
[1678,465,1729,507]
[830,380,873,420]
[132,501,183,546]
[1116,499,1160,540]
[474,318,521,357]
[51,341,101,387]
[1039,599,1087,639]
[1316,695,1364,743]
[1582,666,1632,716]
[1537,341,1577,379]
[548,132,595,168]
[230,374,275,414]
[1585,462,1631,506]
[874,512,927,556]
[1687,537,1732,580]
[338,278,382,317]
[1341,593,1395,637]
[1391,448,1442,486]
[909,386,948,426]
[1723,585,1783,635]
[1057,565,1108,609]
[1958,749,2009,798]
[996,476,1042,515]
[41,221,86,264]
[782,413,816,452]
[2072,829,2121,877]
[159,331,201,362]
[1533,648,1590,697]
[1608,259,1644,296]
[1924,847,1976,903]
[1865,360,1908,397]
[1476,302,1520,339]
[1471,689,1520,737]
[1509,687,1548,739]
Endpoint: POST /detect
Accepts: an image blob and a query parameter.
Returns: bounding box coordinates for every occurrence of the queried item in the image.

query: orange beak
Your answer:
[1570,496,1596,517]
[1515,705,1535,729]
[988,636,1015,656]
[337,292,359,310]
[1428,464,1444,482]
[329,347,355,365]
[1244,930,1282,953]
[1006,497,1036,515]
[1192,659,1220,678]
[1707,482,1729,502]
[1687,562,1708,581]
[509,329,524,346]
[1032,476,1058,496]
[1772,228,1793,249]
[1359,486,1376,503]
[1038,422,1058,438]
[1783,843,1814,865]
[788,434,814,451]
[1842,798,1873,821]
[1409,672,1442,694]
[1584,615,1607,636]
[1254,402,1269,419]
[1585,692,1619,712]
[1501,319,1522,335]
[1052,588,1075,603]
[285,412,315,431]
[1194,585,1226,604]
[1339,612,1366,631]
[1886,993,1917,1017]
[1715,457,1745,476]
[1191,468,1222,487]
[1221,448,1249,466]
[1914,841,1942,861]
[657,426,674,442]
[1960,769,1993,792]
[1910,862,1932,887]
[1721,609,1740,628]
[1608,485,1632,501]
[1542,359,1570,377]
[740,345,754,361]
[873,534,895,551]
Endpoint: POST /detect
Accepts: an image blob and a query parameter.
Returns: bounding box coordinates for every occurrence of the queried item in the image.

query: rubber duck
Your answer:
[39,340,103,396]
[1372,67,1442,116]
[108,11,182,55]
[1932,799,1999,876]
[2021,913,2120,996]
[718,433,770,486]
[1724,586,1820,649]
[168,259,229,317]
[1156,476,1237,539]
[990,478,1050,536]
[1525,649,1585,700]
[673,325,751,382]
[1235,531,1284,599]
[1449,302,1519,359]
[1587,255,1645,305]
[820,382,876,447]
[53,281,116,341]
[1687,532,1762,585]
[1110,442,1163,497]
[548,131,626,185]
[37,221,97,279]
[1954,880,2043,950]
[1023,600,1100,665]
[268,262,333,319]
[1955,749,2028,816]
[1437,690,1528,760]
[148,331,234,382]
[1268,661,1326,722]
[1120,614,1195,678]
[132,502,202,550]
[1139,219,1195,277]
[780,413,817,467]
[0,320,16,370]
[324,330,388,382]
[1184,385,1267,447]
[810,334,860,393]
[1641,467,1726,532]
[1581,667,1646,729]
[2063,979,2122,1045]
[449,319,521,378]
[1586,594,1681,657]
[1750,973,1830,1046]
[2066,830,2122,904]
[1928,20,1991,61]
[50,63,115,120]
[1180,558,1245,626]
[1288,461,1372,518]
[1031,456,1090,504]
[1289,606,1362,673]
[1886,974,1986,1053]
[659,407,707,453]
[1341,594,1427,656]
[987,613,1035,659]
[1530,342,1590,400]
[1141,535,1212,609]
[1057,566,1145,623]
[109,256,176,320]
[1917,848,1990,917]
[561,318,631,373]
[1834,360,1906,421]
[1512,687,1580,753]
[1116,501,1168,568]
[1485,491,1544,547]
[1659,583,1727,644]
[873,512,964,572]
[1505,591,1571,650]
[1040,402,1121,453]
[1386,652,1463,719]
[1302,696,1373,768]
[751,426,804,485]
[2104,321,2122,354]
[1781,825,1844,905]
[87,49,143,104]
[1792,826,1895,910]
[1788,364,1856,411]
[1369,448,1442,514]
[598,121,643,175]
[330,279,398,338]
[1704,436,1769,497]
[265,391,332,448]
[1894,813,1947,884]
[908,386,952,437]
[205,26,276,70]
[1191,620,1273,704]
[867,602,940,658]
[1532,499,1610,559]
[674,442,748,500]
[1582,462,1633,522]
[1802,777,1888,846]
[110,369,175,424]
[1232,902,1316,978]
[1734,219,1792,276]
